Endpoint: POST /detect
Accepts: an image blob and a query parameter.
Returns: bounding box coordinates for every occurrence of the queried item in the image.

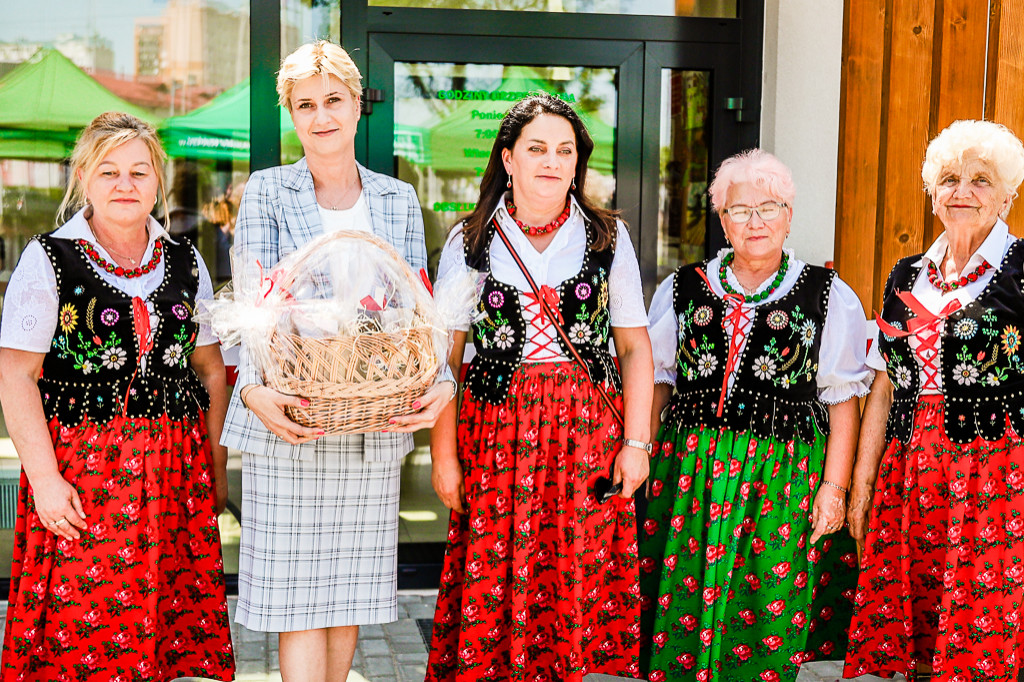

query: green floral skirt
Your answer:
[639,422,857,682]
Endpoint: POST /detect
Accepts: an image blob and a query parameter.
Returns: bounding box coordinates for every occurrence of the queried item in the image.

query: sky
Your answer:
[2,1,188,76]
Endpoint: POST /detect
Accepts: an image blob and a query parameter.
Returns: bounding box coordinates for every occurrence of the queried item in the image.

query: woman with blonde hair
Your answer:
[221,40,454,681]
[0,111,233,680]
[845,120,1024,681]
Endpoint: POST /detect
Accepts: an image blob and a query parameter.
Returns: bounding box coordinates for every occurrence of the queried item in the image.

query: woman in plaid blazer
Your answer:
[220,41,455,682]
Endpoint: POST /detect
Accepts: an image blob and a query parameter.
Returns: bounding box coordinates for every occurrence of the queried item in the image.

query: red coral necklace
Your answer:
[926,258,990,293]
[78,238,163,278]
[505,197,571,236]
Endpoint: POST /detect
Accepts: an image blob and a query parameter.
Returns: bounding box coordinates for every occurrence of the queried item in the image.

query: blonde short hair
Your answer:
[56,111,167,226]
[277,40,362,110]
[708,148,796,213]
[922,119,1024,198]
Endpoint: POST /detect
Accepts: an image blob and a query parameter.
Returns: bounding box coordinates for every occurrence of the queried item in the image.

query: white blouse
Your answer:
[437,195,647,362]
[866,219,1015,394]
[317,191,372,234]
[0,209,217,353]
[649,248,873,405]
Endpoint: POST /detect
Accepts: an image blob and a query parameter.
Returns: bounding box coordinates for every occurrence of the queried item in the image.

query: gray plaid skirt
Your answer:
[235,443,402,632]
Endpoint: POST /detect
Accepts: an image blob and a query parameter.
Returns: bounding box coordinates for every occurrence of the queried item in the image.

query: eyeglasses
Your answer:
[723,201,788,224]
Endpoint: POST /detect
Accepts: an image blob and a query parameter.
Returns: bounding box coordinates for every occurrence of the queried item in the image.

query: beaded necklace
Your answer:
[719,250,790,303]
[505,197,571,236]
[926,258,991,293]
[78,238,163,278]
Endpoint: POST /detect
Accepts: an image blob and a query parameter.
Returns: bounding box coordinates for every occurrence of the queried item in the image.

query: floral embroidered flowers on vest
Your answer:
[665,261,836,444]
[877,239,1024,444]
[463,215,619,404]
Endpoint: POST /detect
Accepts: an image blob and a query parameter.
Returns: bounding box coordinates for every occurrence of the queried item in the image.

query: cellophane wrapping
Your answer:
[197,230,452,393]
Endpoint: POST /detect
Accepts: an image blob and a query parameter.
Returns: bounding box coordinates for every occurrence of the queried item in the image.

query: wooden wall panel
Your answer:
[835,0,1020,310]
[834,0,886,315]
[877,0,935,303]
[988,0,1024,235]
[926,0,990,245]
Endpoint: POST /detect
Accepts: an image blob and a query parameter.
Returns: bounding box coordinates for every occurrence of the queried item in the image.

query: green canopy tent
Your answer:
[159,78,301,161]
[0,48,156,160]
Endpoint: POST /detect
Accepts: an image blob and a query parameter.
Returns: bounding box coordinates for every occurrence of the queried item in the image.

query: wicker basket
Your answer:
[262,230,441,435]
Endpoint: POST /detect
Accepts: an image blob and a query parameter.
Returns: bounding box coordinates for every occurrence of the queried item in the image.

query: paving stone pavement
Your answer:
[227,591,905,682]
[0,593,906,681]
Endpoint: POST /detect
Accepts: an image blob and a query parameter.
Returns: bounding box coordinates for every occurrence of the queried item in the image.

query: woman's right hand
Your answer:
[431,455,466,515]
[32,473,87,541]
[847,482,874,563]
[243,386,324,445]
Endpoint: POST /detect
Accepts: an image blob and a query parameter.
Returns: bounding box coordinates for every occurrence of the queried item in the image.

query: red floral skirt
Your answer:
[425,362,641,682]
[1,415,234,682]
[844,396,1024,682]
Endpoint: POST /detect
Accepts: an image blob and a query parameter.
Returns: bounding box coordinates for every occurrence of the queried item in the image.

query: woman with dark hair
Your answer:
[424,93,654,681]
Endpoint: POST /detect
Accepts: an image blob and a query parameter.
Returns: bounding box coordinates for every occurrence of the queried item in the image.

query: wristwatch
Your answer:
[623,438,653,454]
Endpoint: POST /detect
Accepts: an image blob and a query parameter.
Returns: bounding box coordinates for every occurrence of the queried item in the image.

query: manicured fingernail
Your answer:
[381,429,388,433]
[301,399,310,407]
[412,401,421,410]
[318,430,326,435]
[389,418,397,424]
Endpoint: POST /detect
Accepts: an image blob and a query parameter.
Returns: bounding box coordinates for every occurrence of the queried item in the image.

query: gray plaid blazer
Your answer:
[220,159,427,462]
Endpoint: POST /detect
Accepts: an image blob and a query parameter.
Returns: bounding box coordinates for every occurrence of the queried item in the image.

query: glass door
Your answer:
[361,30,749,581]
[639,40,745,297]
[366,34,644,275]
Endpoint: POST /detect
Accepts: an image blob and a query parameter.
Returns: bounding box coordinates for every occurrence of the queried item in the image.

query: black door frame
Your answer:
[342,2,763,293]
[364,34,644,230]
[246,0,764,587]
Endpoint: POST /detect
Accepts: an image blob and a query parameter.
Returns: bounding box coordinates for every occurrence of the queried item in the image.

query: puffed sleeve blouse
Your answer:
[648,248,873,405]
[0,209,218,352]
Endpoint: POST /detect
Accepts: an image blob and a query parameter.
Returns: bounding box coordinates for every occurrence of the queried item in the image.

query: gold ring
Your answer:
[50,518,67,526]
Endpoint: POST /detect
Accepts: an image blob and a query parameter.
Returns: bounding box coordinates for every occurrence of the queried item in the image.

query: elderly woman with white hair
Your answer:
[844,121,1024,682]
[640,149,872,682]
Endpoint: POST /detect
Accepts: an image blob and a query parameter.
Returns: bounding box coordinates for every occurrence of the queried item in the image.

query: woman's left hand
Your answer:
[613,445,650,499]
[387,382,455,432]
[809,483,847,544]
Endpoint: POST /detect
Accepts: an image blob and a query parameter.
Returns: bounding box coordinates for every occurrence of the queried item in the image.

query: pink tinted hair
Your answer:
[708,148,796,213]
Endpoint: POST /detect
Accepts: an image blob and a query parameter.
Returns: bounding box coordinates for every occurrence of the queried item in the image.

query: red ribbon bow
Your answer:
[875,290,962,338]
[527,285,564,327]
[122,296,155,416]
[132,297,154,359]
[696,268,749,417]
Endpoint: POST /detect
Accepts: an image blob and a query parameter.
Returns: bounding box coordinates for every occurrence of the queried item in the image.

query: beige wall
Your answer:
[760,0,844,267]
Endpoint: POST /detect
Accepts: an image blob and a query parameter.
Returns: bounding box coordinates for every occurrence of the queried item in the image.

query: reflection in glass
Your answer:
[0,0,251,581]
[370,0,737,18]
[393,61,617,275]
[281,0,341,163]
[657,69,710,281]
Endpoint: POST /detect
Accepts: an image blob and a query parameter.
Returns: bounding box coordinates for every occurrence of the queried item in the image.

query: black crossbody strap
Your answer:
[491,217,624,428]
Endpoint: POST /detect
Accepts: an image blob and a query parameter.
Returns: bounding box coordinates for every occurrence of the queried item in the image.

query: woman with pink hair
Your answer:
[640,149,872,681]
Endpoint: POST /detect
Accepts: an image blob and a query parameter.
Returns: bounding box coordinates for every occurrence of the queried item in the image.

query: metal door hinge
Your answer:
[724,97,750,122]
[362,88,385,115]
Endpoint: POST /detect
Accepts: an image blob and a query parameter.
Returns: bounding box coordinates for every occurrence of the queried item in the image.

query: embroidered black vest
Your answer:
[463,216,619,404]
[877,239,1024,444]
[663,261,835,445]
[36,234,210,427]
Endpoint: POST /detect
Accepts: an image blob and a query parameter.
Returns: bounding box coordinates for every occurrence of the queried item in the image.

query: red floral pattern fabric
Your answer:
[426,362,641,682]
[844,396,1024,681]
[1,415,234,682]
